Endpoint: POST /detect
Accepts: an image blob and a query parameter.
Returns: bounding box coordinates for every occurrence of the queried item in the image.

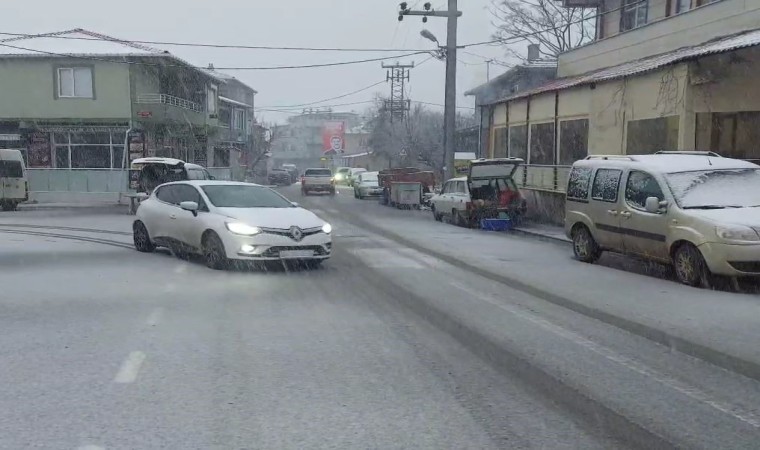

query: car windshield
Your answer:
[665,168,760,209]
[201,185,293,208]
[362,175,378,184]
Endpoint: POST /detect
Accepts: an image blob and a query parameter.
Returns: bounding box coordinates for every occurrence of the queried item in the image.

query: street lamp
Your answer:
[420,29,438,44]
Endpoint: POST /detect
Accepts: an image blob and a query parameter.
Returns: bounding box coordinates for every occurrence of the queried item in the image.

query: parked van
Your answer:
[0,149,28,211]
[565,151,760,287]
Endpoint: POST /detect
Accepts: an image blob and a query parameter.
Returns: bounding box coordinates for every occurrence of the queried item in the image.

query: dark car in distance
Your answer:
[268,169,292,186]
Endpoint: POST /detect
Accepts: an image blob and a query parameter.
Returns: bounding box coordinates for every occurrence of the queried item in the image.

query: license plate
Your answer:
[279,250,314,259]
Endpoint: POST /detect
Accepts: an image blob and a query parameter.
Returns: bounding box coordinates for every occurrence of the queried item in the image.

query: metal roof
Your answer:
[487,28,760,105]
[0,28,225,83]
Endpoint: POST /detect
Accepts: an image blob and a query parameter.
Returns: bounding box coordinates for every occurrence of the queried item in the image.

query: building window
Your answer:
[218,107,231,128]
[207,86,217,114]
[620,0,648,31]
[559,119,589,165]
[492,127,508,158]
[213,147,230,167]
[702,112,760,160]
[58,67,93,98]
[233,109,245,130]
[508,125,527,160]
[529,122,555,165]
[626,116,679,154]
[676,0,691,13]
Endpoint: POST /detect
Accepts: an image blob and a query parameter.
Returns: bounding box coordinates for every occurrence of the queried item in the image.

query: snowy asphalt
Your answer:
[1,188,760,448]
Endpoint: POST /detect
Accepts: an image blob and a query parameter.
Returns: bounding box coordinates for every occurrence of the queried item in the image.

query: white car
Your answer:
[133,181,332,269]
[353,171,382,199]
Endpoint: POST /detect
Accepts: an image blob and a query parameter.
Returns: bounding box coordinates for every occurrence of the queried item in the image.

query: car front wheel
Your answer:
[572,225,601,263]
[673,243,711,287]
[133,221,155,253]
[203,232,229,270]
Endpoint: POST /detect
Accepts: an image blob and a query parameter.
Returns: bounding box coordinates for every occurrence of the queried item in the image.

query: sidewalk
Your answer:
[334,203,760,382]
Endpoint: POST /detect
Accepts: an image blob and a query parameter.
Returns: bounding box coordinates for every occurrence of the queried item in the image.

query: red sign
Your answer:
[137,111,153,118]
[322,121,345,155]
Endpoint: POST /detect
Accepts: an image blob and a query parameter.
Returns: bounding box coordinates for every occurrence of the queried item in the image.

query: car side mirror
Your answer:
[645,197,664,214]
[291,202,300,207]
[208,175,216,180]
[180,201,199,216]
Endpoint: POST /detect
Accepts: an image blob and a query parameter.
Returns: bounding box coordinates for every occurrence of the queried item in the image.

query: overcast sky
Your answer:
[8,0,520,124]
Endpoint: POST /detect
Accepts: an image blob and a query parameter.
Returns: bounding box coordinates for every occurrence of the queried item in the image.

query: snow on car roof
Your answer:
[576,154,758,173]
[132,157,185,166]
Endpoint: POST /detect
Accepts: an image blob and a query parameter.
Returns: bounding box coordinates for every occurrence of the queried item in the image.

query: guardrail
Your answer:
[514,164,572,193]
[28,168,128,194]
[136,93,203,113]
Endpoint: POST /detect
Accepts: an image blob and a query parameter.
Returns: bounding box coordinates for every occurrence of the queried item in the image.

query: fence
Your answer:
[136,93,203,113]
[514,164,572,193]
[28,169,128,194]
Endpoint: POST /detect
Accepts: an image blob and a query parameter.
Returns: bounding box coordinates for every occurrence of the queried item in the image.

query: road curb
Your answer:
[512,226,571,244]
[338,209,760,384]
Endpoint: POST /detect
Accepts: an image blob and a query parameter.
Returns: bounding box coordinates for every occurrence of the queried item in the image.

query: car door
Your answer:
[620,170,670,261]
[172,183,207,250]
[149,185,180,241]
[453,180,468,213]
[436,181,453,214]
[588,168,625,252]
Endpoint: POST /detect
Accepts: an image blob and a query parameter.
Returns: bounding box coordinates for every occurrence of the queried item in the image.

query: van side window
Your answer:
[0,160,24,178]
[625,171,664,210]
[456,181,466,193]
[566,167,592,201]
[591,169,622,202]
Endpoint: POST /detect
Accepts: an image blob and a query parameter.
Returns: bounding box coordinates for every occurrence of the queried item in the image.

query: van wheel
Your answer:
[572,225,601,263]
[674,243,711,288]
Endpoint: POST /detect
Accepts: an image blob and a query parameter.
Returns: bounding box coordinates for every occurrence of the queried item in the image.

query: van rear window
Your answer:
[305,169,332,176]
[566,167,592,201]
[0,160,23,178]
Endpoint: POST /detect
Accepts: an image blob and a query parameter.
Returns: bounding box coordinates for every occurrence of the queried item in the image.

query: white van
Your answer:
[565,152,760,287]
[0,149,28,211]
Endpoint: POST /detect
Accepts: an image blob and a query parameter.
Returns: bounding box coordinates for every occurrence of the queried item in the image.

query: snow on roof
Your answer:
[0,28,226,83]
[487,28,760,105]
[0,28,165,56]
[219,96,253,108]
[576,154,759,173]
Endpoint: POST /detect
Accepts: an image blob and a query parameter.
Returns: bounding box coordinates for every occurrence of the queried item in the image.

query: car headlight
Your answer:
[716,225,760,242]
[322,223,332,234]
[226,222,262,236]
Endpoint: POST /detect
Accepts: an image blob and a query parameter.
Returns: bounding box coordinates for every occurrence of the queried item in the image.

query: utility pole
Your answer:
[398,1,461,180]
[381,62,414,123]
[486,59,493,81]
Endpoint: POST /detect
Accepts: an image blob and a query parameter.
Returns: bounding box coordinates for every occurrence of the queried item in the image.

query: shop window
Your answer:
[676,0,691,13]
[50,131,124,168]
[492,127,508,158]
[591,168,622,203]
[71,146,110,168]
[620,0,648,31]
[233,109,246,131]
[529,122,555,165]
[709,112,760,160]
[559,119,589,165]
[626,116,679,154]
[509,125,527,160]
[214,148,230,167]
[112,146,125,169]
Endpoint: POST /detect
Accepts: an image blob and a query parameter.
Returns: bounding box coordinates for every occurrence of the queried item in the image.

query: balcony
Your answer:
[134,94,206,126]
[557,0,760,76]
[136,94,203,113]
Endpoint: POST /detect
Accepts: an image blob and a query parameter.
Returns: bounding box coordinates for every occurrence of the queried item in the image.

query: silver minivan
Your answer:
[565,152,760,287]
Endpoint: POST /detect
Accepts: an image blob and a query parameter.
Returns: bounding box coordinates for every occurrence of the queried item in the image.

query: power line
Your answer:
[0,41,428,70]
[0,30,430,53]
[259,80,385,109]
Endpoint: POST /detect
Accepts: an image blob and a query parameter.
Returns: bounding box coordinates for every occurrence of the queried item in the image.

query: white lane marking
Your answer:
[146,308,164,327]
[348,248,423,269]
[449,280,760,429]
[113,351,146,384]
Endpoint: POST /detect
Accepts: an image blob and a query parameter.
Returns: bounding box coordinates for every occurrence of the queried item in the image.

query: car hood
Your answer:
[216,207,326,229]
[687,207,760,227]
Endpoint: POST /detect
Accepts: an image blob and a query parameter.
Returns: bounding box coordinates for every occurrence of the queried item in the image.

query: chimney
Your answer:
[527,44,540,62]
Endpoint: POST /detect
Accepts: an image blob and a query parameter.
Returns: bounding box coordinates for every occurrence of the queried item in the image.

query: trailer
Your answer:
[378,168,435,207]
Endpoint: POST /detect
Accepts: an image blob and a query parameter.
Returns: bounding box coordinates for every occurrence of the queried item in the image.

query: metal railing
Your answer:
[514,164,572,193]
[136,94,203,113]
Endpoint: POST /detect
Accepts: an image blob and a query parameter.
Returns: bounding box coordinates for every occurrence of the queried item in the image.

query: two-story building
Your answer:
[0,28,256,202]
[478,0,760,223]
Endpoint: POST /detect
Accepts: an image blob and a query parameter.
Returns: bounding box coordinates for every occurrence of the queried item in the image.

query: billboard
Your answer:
[322,121,345,155]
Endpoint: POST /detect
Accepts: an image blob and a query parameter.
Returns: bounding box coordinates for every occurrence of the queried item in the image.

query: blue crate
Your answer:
[480,218,513,231]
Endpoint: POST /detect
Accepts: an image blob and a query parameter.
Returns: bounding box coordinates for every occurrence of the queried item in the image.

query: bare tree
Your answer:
[490,0,596,61]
